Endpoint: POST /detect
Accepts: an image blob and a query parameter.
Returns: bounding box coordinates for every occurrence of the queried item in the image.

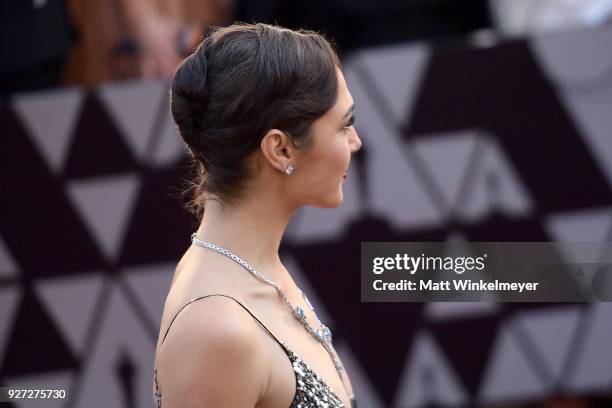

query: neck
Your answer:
[193,190,296,289]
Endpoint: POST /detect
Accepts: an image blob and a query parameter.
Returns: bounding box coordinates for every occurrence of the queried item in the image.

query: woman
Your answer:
[153,22,362,407]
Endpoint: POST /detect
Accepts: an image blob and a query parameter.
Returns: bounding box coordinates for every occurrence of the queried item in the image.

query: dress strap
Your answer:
[160,293,286,351]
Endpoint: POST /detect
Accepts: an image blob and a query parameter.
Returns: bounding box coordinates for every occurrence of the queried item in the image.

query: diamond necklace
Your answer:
[190,233,354,400]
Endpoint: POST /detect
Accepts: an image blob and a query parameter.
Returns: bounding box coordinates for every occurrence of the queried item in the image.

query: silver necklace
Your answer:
[190,233,354,400]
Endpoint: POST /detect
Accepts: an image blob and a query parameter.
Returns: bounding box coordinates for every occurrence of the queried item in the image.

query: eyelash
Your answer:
[344,115,355,132]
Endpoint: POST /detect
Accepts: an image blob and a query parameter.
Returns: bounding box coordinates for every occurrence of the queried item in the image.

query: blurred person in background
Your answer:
[65,0,232,86]
[1,0,492,96]
[0,0,231,98]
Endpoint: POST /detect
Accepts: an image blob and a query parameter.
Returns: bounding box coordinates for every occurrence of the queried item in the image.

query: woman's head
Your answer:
[171,22,361,219]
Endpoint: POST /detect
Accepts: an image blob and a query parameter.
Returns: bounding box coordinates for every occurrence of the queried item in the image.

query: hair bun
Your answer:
[170,42,210,135]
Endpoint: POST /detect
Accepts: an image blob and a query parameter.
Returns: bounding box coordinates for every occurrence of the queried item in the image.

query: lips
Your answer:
[342,172,347,180]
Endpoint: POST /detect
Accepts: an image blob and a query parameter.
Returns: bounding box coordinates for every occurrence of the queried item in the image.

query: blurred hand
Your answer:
[135,15,183,78]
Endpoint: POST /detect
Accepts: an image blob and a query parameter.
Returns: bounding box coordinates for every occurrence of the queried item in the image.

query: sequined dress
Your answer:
[153,293,357,408]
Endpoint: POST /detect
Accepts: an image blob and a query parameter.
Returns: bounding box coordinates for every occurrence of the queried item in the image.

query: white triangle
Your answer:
[394,331,468,407]
[151,108,189,167]
[34,273,105,355]
[335,339,385,408]
[2,371,72,408]
[460,135,534,222]
[98,79,167,161]
[412,130,479,213]
[74,284,156,408]
[530,27,612,89]
[0,286,22,367]
[535,28,612,190]
[122,263,175,326]
[67,174,140,261]
[357,42,431,124]
[545,207,612,242]
[478,324,547,404]
[553,78,612,189]
[565,302,612,392]
[12,87,83,174]
[0,235,19,278]
[514,306,581,385]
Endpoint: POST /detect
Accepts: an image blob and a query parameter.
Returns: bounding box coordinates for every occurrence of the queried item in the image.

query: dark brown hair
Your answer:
[170,22,341,220]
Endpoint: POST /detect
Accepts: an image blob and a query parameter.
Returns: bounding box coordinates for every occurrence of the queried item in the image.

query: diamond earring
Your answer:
[285,164,294,175]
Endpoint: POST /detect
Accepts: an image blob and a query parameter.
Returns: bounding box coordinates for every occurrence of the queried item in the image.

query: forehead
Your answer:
[308,68,353,136]
[331,69,353,116]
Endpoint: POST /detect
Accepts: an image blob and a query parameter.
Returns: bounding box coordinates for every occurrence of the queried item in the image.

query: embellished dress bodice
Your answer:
[153,294,356,408]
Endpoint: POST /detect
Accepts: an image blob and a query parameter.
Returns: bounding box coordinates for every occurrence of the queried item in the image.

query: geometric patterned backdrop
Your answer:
[1,25,612,407]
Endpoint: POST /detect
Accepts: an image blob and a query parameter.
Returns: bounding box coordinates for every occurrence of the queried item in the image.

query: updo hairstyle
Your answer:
[170,22,341,220]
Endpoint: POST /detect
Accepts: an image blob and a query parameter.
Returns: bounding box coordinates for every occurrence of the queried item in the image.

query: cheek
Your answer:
[294,134,349,190]
[318,139,349,176]
[336,136,352,169]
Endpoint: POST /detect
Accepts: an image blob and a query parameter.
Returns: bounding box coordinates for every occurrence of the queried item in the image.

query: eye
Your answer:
[343,115,355,132]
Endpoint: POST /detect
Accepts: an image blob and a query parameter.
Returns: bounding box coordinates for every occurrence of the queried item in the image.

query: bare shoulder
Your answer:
[156,295,270,407]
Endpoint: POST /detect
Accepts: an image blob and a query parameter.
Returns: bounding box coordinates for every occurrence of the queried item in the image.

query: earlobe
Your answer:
[260,128,294,173]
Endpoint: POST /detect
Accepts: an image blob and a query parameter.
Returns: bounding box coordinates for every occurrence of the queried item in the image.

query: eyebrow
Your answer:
[342,103,355,120]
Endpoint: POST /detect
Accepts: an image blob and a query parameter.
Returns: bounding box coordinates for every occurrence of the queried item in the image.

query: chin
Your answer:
[314,191,344,209]
[300,184,345,209]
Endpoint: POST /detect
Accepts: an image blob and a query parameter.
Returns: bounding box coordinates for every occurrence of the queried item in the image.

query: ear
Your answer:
[260,128,296,173]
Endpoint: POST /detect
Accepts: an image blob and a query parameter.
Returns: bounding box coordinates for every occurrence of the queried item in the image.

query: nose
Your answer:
[349,128,362,153]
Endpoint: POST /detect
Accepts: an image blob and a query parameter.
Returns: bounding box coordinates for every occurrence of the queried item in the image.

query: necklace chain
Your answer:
[190,233,353,399]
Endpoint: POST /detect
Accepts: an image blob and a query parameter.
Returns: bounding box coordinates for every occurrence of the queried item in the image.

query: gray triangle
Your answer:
[335,339,385,408]
[531,27,612,190]
[393,331,468,407]
[545,207,612,242]
[544,209,612,295]
[478,324,547,404]
[122,263,175,325]
[98,80,166,161]
[4,370,72,408]
[12,88,83,174]
[460,135,534,222]
[413,130,479,213]
[0,235,19,278]
[357,42,430,124]
[565,302,612,392]
[151,109,188,167]
[34,273,105,355]
[67,174,140,261]
[556,83,612,190]
[74,284,156,408]
[530,27,612,89]
[514,306,581,385]
[0,286,22,367]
